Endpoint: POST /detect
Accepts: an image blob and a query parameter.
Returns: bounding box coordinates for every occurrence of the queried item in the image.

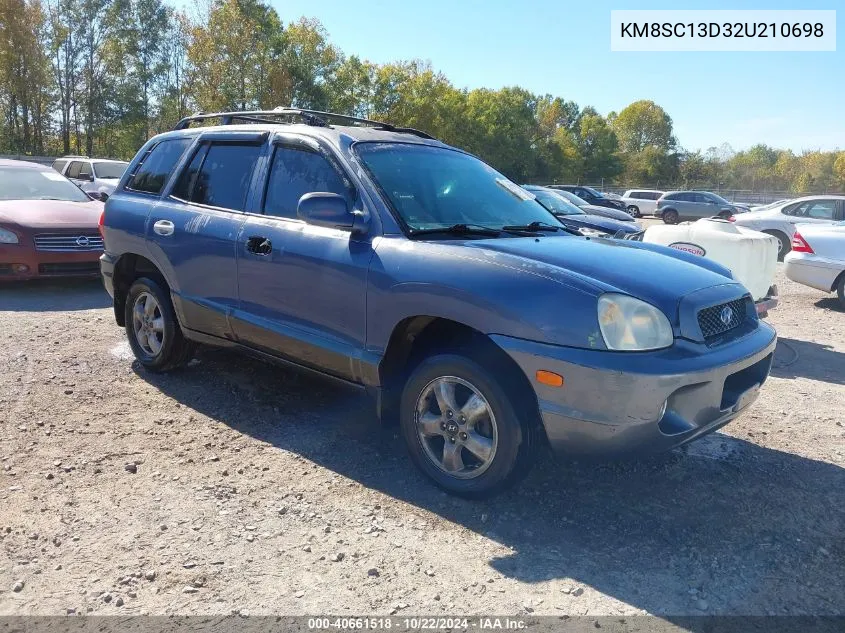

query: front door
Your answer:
[232,137,374,382]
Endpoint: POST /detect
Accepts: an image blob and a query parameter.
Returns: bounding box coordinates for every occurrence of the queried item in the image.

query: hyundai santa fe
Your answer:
[99,108,777,498]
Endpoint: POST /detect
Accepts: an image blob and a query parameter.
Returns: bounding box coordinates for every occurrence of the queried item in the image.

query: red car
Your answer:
[0,159,104,280]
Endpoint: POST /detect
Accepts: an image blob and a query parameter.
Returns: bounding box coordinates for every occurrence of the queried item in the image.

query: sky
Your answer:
[187,0,843,154]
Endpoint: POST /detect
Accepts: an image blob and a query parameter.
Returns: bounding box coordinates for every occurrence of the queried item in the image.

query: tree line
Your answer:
[2,0,843,193]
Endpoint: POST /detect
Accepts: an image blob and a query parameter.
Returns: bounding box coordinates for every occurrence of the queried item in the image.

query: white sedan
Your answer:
[784,223,845,309]
[731,195,845,259]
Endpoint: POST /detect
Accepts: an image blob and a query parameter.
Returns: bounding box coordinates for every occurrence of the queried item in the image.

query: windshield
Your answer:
[93,161,127,179]
[582,186,604,198]
[707,192,731,205]
[0,167,90,202]
[529,189,584,216]
[555,189,589,207]
[355,143,562,232]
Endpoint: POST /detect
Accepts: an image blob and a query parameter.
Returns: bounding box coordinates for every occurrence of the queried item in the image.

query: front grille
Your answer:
[34,233,103,252]
[698,297,750,341]
[38,262,100,275]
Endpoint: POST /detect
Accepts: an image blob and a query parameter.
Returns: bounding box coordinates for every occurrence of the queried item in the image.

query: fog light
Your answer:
[12,264,29,273]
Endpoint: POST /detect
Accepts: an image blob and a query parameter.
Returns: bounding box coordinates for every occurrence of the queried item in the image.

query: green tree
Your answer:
[576,109,620,181]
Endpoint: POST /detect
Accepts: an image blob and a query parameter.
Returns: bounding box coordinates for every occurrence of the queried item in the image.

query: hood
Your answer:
[461,235,740,321]
[558,214,640,234]
[0,199,103,230]
[580,204,634,222]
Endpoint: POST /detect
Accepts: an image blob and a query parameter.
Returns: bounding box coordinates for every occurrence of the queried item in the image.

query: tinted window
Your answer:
[66,161,82,178]
[647,192,662,200]
[630,191,646,199]
[78,162,92,178]
[127,138,192,194]
[264,146,352,219]
[52,160,67,173]
[789,200,837,220]
[172,145,207,201]
[182,143,262,210]
[93,161,127,179]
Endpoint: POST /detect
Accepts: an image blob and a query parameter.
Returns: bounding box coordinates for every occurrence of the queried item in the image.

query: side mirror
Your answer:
[297,192,366,233]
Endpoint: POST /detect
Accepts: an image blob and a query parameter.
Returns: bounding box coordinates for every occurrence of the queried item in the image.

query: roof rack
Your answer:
[173,107,434,140]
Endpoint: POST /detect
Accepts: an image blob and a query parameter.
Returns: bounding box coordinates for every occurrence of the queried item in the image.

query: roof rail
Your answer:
[173,107,434,139]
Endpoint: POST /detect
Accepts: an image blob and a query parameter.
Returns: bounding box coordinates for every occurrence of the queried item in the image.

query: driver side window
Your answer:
[263,145,353,219]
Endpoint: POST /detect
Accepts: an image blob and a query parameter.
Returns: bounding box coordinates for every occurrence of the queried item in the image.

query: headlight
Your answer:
[579,227,609,238]
[597,293,673,351]
[0,228,19,244]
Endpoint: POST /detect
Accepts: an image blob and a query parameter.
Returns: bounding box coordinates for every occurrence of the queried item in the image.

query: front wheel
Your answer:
[662,209,679,224]
[124,277,194,372]
[399,352,538,498]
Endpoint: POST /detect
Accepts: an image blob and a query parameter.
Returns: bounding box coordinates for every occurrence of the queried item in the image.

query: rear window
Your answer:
[127,138,192,194]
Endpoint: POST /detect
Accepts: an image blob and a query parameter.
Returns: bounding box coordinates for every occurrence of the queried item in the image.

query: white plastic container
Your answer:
[643,218,778,301]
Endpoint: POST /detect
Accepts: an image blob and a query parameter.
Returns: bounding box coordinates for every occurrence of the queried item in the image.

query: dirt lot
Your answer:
[1,263,843,617]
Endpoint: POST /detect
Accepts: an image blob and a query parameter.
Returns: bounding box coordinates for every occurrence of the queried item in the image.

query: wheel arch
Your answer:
[376,316,541,432]
[111,253,171,327]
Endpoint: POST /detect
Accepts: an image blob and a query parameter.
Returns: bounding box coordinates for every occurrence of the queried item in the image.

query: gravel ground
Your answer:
[0,263,843,617]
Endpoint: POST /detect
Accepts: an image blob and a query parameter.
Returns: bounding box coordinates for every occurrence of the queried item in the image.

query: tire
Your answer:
[124,277,194,372]
[627,205,640,218]
[399,351,539,498]
[662,209,679,224]
[836,274,845,310]
[763,230,790,261]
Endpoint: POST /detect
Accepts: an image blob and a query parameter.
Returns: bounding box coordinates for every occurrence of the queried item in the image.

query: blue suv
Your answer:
[100,108,777,498]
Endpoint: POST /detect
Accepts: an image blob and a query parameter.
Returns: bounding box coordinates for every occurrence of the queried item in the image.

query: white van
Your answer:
[620,189,665,217]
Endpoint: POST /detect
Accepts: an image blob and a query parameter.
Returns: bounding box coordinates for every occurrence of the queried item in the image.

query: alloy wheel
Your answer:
[132,292,165,356]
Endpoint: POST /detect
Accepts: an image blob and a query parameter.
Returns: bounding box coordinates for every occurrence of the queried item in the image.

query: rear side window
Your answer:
[263,146,352,219]
[175,142,262,211]
[787,199,838,219]
[66,161,82,178]
[78,162,92,178]
[52,160,67,173]
[127,138,192,194]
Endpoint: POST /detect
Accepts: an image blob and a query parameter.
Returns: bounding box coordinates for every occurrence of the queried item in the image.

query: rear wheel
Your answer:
[662,209,679,224]
[836,274,845,310]
[399,352,539,498]
[763,230,791,261]
[627,205,640,218]
[124,277,194,372]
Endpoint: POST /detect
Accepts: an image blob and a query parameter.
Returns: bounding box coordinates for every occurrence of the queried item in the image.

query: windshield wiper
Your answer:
[409,223,502,238]
[500,221,562,233]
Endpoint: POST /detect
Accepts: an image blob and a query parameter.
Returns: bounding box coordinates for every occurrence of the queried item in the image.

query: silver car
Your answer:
[52,156,129,200]
[656,191,744,224]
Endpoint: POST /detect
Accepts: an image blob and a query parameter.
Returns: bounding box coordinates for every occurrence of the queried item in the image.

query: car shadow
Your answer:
[814,297,844,313]
[771,337,845,385]
[135,348,845,616]
[0,278,110,311]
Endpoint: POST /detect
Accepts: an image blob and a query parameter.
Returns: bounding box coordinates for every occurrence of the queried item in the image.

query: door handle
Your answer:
[246,236,272,256]
[153,220,175,236]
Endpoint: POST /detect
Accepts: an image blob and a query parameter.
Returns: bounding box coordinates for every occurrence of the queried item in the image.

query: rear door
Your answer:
[145,132,267,339]
[232,134,373,382]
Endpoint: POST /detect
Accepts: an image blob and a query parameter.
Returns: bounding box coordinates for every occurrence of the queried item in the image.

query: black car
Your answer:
[544,188,636,222]
[523,186,642,237]
[547,185,629,213]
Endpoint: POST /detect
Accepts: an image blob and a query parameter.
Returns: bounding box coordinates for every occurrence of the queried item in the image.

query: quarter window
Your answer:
[127,138,192,194]
[263,146,352,219]
[78,162,92,179]
[52,160,67,174]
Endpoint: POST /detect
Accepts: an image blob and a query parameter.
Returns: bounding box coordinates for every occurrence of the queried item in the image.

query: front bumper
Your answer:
[0,244,101,280]
[492,323,777,457]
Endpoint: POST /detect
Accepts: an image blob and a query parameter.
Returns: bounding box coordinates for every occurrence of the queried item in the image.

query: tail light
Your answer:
[727,216,736,222]
[98,210,105,239]
[791,230,814,254]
